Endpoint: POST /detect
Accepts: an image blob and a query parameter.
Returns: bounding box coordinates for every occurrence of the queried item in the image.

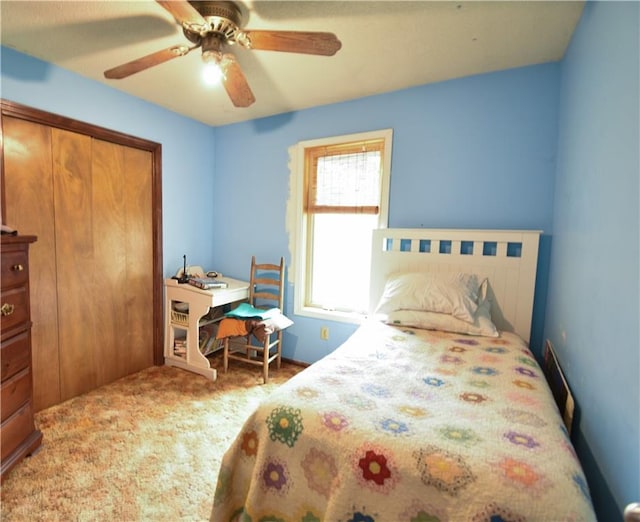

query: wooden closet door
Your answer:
[53,131,154,400]
[121,146,154,374]
[91,139,153,386]
[52,128,99,399]
[2,116,61,410]
[3,110,157,409]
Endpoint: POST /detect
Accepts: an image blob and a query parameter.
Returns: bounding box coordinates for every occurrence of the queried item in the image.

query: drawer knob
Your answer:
[1,303,15,316]
[11,264,24,272]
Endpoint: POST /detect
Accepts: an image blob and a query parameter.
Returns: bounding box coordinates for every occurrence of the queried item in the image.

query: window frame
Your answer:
[291,128,393,324]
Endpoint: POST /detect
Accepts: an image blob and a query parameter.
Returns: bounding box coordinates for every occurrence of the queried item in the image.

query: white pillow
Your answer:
[374,272,481,323]
[385,297,499,337]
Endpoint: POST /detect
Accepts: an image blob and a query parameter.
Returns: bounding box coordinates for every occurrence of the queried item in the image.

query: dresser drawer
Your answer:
[1,401,35,461]
[0,249,29,289]
[0,286,29,335]
[1,368,31,423]
[1,330,30,381]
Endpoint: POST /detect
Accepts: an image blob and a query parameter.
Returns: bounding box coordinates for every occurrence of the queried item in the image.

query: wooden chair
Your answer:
[223,257,285,383]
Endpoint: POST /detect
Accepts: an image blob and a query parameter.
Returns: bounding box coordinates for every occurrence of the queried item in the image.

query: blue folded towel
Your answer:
[224,302,279,320]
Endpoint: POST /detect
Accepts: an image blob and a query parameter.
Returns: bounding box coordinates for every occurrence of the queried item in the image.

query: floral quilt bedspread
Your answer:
[212,321,596,521]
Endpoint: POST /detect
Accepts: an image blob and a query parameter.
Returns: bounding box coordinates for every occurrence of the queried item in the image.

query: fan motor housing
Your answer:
[189,1,242,23]
[184,1,243,43]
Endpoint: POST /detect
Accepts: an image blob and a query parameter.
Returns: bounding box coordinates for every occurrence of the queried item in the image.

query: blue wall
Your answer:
[212,64,560,362]
[0,46,218,276]
[544,2,639,519]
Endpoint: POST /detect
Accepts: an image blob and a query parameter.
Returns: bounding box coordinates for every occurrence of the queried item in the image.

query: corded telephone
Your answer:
[172,255,202,283]
[172,255,222,283]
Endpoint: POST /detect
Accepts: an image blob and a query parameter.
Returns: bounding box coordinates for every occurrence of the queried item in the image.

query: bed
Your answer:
[211,228,596,521]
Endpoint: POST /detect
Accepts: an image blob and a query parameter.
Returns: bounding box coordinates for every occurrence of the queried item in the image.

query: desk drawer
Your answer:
[1,401,35,461]
[1,368,31,423]
[0,286,29,334]
[1,249,29,289]
[1,330,30,381]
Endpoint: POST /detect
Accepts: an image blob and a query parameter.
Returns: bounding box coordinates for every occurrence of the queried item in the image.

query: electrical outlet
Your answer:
[320,326,329,340]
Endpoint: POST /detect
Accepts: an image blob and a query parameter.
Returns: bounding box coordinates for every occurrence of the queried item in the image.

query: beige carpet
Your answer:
[0,354,303,521]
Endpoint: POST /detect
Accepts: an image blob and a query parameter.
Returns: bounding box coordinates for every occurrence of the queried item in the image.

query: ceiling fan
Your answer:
[104,1,342,108]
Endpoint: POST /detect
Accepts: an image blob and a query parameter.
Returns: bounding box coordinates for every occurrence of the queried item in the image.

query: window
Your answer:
[290,129,392,323]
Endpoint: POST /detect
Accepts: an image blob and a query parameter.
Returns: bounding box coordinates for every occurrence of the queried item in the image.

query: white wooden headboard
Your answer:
[370,228,541,343]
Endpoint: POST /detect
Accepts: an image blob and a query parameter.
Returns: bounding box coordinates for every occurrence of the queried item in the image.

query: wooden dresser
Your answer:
[1,235,42,481]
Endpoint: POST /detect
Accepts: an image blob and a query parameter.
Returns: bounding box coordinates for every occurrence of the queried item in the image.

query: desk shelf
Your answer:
[164,278,249,380]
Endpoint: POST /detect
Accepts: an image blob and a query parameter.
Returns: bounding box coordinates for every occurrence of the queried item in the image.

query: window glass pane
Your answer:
[315,151,381,207]
[309,213,378,313]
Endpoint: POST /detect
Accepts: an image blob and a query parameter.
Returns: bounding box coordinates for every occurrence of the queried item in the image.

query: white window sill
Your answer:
[295,306,366,325]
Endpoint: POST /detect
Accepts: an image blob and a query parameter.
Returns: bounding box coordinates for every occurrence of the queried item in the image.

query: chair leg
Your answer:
[263,339,269,384]
[246,335,253,360]
[223,338,229,373]
[276,331,283,369]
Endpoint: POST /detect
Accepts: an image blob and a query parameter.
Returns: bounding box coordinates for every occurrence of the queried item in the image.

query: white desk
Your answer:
[164,277,249,380]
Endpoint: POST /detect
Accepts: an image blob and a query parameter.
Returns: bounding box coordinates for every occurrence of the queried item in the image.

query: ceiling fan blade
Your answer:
[104,45,191,79]
[156,0,208,32]
[221,54,255,108]
[241,30,342,56]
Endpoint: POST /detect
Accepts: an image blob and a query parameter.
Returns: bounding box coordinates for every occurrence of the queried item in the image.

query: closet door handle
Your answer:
[1,303,15,316]
[11,264,24,272]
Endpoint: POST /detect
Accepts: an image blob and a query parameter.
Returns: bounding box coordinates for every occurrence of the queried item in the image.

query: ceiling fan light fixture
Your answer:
[201,32,225,86]
[202,50,224,85]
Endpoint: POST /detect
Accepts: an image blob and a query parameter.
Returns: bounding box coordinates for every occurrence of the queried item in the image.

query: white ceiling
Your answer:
[1,1,584,127]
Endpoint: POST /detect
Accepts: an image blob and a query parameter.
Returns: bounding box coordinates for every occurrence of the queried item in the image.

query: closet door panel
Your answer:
[2,116,61,411]
[123,146,154,373]
[91,140,154,384]
[51,128,98,401]
[92,139,128,386]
